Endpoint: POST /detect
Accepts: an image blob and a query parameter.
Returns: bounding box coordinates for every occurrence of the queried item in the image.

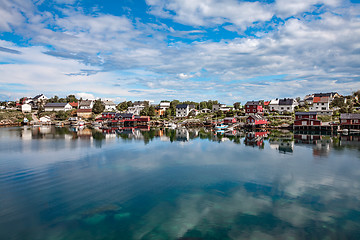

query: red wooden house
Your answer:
[246,114,268,125]
[102,112,117,119]
[135,116,150,122]
[224,117,236,124]
[340,113,360,129]
[245,101,264,115]
[294,112,321,126]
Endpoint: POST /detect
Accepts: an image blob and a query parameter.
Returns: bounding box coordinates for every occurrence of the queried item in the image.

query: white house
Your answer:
[39,116,51,123]
[103,100,116,111]
[159,102,171,110]
[33,94,48,103]
[212,104,233,112]
[309,96,332,115]
[176,104,197,117]
[269,98,297,113]
[79,100,94,109]
[127,106,145,115]
[21,103,32,113]
[44,103,72,112]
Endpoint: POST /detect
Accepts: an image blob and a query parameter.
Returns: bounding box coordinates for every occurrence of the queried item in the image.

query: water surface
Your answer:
[0,126,360,239]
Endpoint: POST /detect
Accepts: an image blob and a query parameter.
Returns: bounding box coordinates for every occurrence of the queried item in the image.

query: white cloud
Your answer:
[147,0,274,29]
[0,0,359,103]
[275,0,343,18]
[75,92,95,100]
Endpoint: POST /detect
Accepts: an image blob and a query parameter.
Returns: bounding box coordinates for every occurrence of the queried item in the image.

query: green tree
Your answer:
[49,96,59,103]
[117,101,129,111]
[214,110,224,118]
[206,100,218,110]
[56,110,68,120]
[330,97,345,108]
[92,99,105,114]
[148,106,155,116]
[140,107,149,116]
[199,101,207,110]
[226,110,235,117]
[164,108,172,118]
[66,95,78,103]
[233,102,241,110]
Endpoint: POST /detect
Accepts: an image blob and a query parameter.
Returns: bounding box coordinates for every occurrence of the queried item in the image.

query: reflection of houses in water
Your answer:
[269,139,294,154]
[21,127,32,140]
[114,126,151,140]
[340,135,360,147]
[244,131,268,147]
[39,126,52,135]
[77,128,92,139]
[176,128,189,142]
[313,139,332,156]
[294,134,321,145]
[102,127,118,135]
[294,134,331,156]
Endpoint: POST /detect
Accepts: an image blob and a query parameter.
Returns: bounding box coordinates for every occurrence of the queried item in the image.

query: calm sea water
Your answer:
[0,126,360,240]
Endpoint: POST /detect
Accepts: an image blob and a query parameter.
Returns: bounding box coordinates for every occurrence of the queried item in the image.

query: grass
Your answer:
[0,110,27,123]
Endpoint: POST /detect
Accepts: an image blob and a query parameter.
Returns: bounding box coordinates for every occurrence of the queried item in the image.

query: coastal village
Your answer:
[1,91,360,134]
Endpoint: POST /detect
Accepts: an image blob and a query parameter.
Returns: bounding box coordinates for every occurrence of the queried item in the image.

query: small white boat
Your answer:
[214,124,228,130]
[92,122,102,128]
[55,122,64,127]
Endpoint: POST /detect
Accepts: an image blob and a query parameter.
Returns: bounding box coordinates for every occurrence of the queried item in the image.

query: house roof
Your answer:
[340,113,360,119]
[45,103,69,107]
[79,100,93,107]
[245,101,261,106]
[33,94,46,100]
[119,113,134,118]
[160,102,170,106]
[224,117,236,120]
[176,104,188,108]
[313,96,329,103]
[69,102,78,107]
[295,111,317,115]
[279,98,295,105]
[103,100,116,106]
[314,92,338,98]
[264,101,270,106]
[133,101,148,106]
[77,109,92,113]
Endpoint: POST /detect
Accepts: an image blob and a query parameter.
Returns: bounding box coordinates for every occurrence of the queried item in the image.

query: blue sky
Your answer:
[0,0,360,104]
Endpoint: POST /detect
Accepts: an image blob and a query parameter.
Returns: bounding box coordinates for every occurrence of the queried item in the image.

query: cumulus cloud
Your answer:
[147,0,274,29]
[75,92,95,100]
[0,0,359,102]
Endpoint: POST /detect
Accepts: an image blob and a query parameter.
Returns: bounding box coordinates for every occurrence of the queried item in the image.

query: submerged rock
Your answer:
[81,204,121,217]
[83,214,107,224]
[114,212,131,220]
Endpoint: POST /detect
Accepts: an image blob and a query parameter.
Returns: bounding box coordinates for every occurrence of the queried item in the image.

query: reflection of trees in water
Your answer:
[21,126,360,151]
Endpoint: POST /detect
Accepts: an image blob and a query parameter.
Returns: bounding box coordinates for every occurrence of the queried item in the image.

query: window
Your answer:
[253,109,255,112]
[247,109,250,112]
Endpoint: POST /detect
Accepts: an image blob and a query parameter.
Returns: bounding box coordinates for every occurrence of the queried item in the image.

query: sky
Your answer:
[0,0,360,104]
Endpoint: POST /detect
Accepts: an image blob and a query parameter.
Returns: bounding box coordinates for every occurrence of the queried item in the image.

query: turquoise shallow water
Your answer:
[0,126,360,239]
